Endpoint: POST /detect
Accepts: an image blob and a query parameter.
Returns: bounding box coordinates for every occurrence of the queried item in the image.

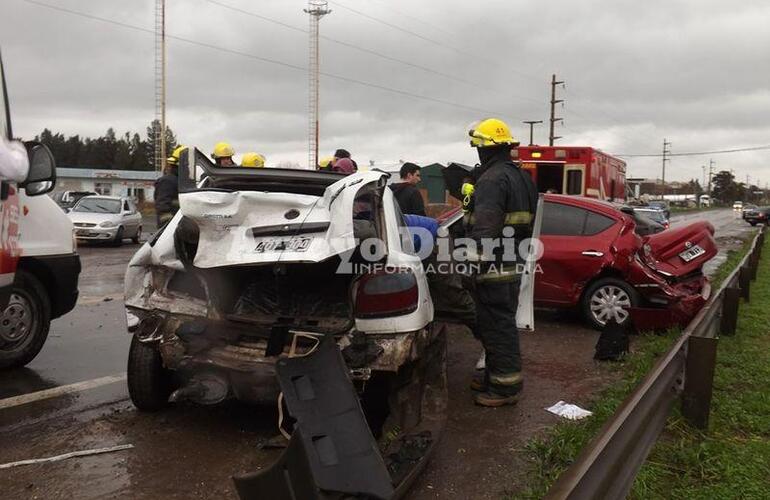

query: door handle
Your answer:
[582,251,604,257]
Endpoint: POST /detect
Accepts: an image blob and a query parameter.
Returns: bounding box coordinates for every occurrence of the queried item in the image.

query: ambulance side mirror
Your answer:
[22,141,56,196]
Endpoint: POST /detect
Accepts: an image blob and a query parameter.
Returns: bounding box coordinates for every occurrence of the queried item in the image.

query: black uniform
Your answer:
[468,146,537,396]
[154,169,179,226]
[390,182,426,216]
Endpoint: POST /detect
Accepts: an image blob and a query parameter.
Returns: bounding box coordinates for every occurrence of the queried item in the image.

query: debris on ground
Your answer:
[545,401,593,420]
[0,444,134,469]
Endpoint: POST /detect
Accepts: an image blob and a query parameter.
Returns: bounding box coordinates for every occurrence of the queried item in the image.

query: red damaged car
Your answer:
[536,194,716,330]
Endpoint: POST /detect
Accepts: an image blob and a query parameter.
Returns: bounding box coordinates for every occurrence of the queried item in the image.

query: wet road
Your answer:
[670,208,756,276]
[0,209,757,499]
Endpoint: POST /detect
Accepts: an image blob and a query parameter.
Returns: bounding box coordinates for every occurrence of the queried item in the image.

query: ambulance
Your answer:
[0,51,80,369]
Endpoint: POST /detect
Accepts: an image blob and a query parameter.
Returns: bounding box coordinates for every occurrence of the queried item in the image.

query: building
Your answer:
[55,168,160,204]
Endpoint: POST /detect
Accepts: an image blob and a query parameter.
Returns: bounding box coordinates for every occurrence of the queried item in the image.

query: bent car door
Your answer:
[536,200,619,306]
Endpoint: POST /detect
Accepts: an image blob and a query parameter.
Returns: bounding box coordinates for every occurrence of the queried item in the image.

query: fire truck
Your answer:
[514,146,627,202]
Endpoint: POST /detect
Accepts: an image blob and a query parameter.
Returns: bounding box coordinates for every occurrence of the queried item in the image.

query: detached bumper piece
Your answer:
[232,334,394,500]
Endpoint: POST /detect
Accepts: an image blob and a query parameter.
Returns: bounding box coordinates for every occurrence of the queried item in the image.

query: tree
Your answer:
[711,170,740,204]
[34,123,175,171]
[145,120,178,171]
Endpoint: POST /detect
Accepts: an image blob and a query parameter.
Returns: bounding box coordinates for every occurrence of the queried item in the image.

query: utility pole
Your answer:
[305,1,331,170]
[708,159,715,195]
[549,74,564,146]
[522,120,543,146]
[661,139,671,198]
[154,0,167,173]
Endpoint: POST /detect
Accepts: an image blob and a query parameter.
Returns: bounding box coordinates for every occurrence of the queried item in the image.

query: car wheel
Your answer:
[582,277,639,330]
[132,226,142,244]
[0,271,51,369]
[127,335,174,411]
[750,222,757,226]
[112,226,124,246]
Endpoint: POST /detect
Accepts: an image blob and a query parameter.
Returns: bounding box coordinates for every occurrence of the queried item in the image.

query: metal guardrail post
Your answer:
[719,287,741,336]
[681,335,719,429]
[739,265,751,301]
[750,251,759,281]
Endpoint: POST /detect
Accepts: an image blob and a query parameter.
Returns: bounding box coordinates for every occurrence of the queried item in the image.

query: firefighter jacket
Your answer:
[154,172,179,216]
[467,159,537,282]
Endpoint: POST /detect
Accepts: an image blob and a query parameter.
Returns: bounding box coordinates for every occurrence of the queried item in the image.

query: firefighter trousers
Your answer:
[473,279,523,396]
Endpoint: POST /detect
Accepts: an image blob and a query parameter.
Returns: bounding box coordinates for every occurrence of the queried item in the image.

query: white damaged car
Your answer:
[124,150,445,474]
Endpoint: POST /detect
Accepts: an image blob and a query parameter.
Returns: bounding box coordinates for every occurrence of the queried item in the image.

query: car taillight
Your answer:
[354,268,419,318]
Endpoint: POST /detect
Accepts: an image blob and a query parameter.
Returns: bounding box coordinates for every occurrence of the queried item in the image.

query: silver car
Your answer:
[69,195,142,245]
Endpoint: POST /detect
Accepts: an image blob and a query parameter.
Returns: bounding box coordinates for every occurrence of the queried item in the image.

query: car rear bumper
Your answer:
[126,306,439,404]
[629,265,711,331]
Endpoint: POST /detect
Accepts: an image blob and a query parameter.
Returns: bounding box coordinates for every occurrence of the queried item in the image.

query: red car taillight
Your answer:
[354,268,419,318]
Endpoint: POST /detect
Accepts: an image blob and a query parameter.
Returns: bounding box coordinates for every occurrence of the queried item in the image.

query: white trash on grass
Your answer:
[545,401,593,420]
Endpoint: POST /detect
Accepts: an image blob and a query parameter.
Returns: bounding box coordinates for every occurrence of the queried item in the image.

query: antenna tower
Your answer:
[154,0,167,172]
[304,1,331,170]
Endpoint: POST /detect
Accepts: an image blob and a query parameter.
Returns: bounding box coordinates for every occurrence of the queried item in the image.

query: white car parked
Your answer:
[69,195,142,245]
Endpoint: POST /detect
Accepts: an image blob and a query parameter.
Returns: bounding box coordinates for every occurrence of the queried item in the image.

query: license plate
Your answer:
[254,237,312,253]
[679,244,705,262]
[76,229,90,236]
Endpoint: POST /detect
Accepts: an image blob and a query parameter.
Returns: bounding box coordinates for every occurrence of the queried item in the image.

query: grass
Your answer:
[632,235,770,499]
[514,233,763,499]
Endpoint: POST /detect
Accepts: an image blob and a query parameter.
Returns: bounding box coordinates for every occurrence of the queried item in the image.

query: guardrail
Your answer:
[545,227,766,500]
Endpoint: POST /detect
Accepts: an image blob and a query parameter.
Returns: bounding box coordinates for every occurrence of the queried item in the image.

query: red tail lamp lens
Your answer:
[355,269,419,318]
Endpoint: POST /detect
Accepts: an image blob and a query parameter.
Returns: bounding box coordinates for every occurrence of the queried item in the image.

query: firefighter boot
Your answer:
[473,391,519,407]
[470,370,486,392]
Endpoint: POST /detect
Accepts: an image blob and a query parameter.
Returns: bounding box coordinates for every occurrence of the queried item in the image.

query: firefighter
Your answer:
[241,152,265,168]
[211,141,235,166]
[465,118,537,407]
[154,145,184,227]
[317,156,334,171]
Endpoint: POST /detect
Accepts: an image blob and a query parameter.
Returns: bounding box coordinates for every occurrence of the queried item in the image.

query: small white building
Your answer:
[55,168,160,204]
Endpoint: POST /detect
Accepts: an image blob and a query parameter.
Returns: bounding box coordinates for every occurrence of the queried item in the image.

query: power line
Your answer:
[615,144,770,157]
[364,0,456,39]
[21,0,498,115]
[205,0,541,106]
[327,0,542,84]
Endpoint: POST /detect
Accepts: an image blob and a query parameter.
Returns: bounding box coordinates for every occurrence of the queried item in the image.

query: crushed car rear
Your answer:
[123,149,447,496]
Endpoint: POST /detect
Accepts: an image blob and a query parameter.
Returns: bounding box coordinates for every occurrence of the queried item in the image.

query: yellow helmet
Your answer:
[166,145,186,165]
[241,152,265,168]
[212,141,235,159]
[468,118,518,148]
[318,156,333,169]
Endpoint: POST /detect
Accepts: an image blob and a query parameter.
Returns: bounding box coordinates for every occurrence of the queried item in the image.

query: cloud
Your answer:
[2,0,769,180]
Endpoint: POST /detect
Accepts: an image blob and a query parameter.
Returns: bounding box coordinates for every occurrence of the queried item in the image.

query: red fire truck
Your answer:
[514,146,627,202]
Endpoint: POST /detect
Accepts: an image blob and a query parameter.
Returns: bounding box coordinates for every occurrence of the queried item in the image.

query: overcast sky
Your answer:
[2,0,769,183]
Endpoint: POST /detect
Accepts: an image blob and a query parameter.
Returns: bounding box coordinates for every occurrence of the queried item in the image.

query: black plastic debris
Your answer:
[594,319,629,361]
[233,334,394,500]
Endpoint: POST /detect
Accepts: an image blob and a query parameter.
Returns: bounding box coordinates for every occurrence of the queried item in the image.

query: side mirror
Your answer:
[22,142,56,196]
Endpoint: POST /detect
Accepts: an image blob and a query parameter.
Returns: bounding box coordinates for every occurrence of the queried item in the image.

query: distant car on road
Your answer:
[741,203,758,219]
[536,194,716,330]
[733,201,744,211]
[743,206,770,226]
[52,190,96,212]
[633,207,670,230]
[68,195,142,245]
[646,200,670,218]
